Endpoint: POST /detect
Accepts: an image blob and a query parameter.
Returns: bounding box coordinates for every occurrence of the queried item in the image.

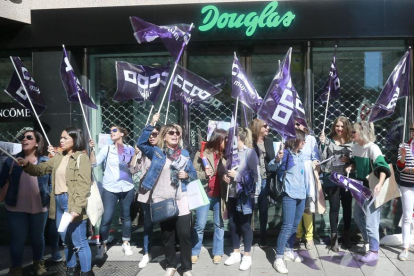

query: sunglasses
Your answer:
[167,130,181,136]
[295,123,300,127]
[410,128,414,132]
[262,124,268,128]
[20,135,34,141]
[150,132,159,138]
[109,128,118,133]
[351,131,357,134]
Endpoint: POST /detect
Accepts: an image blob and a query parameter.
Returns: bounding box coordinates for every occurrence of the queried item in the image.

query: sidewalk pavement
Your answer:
[0,242,412,276]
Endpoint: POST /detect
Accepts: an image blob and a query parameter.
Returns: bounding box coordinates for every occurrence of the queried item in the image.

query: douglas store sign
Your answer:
[0,103,32,122]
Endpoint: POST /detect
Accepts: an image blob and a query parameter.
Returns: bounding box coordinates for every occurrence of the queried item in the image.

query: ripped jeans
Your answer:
[55,193,91,272]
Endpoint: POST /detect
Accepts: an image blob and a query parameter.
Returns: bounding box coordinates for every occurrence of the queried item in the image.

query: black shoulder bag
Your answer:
[268,152,290,202]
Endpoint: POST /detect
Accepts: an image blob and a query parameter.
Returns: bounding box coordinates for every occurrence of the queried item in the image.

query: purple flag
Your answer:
[130,17,192,61]
[4,57,47,116]
[232,53,262,113]
[293,86,308,129]
[329,172,372,212]
[60,46,97,109]
[318,46,340,103]
[225,104,240,170]
[257,48,297,140]
[369,49,411,123]
[170,65,222,105]
[114,61,170,103]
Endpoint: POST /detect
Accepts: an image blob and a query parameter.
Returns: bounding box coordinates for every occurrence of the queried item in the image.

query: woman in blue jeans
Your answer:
[19,127,93,276]
[268,129,306,274]
[0,130,50,276]
[192,128,228,264]
[89,125,136,257]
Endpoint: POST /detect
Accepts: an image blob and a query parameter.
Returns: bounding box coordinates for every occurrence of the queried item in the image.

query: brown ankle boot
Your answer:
[8,267,23,276]
[33,260,48,276]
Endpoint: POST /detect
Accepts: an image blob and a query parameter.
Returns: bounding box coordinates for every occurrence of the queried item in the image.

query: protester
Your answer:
[89,125,136,258]
[137,113,197,276]
[130,123,161,268]
[294,121,320,250]
[0,130,50,276]
[222,127,261,270]
[319,116,354,251]
[269,129,306,274]
[345,121,390,263]
[250,118,275,248]
[396,123,414,261]
[17,127,93,275]
[192,128,227,264]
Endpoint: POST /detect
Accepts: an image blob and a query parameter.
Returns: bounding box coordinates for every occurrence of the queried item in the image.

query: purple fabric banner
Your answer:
[257,48,297,140]
[293,86,308,129]
[225,104,240,170]
[329,172,372,211]
[170,65,222,105]
[231,53,262,113]
[114,61,170,103]
[4,57,47,116]
[318,46,340,104]
[369,49,411,123]
[130,17,191,61]
[60,46,97,109]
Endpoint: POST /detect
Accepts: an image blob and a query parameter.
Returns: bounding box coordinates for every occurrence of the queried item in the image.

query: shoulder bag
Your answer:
[269,152,290,202]
[150,186,179,223]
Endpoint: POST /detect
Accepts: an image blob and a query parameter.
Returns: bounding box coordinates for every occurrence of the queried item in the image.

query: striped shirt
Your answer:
[397,140,414,187]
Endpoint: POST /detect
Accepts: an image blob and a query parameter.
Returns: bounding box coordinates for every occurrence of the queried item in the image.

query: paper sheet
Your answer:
[58,212,72,232]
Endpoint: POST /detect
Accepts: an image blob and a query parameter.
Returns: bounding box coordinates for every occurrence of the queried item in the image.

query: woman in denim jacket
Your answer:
[0,130,50,276]
[137,113,197,276]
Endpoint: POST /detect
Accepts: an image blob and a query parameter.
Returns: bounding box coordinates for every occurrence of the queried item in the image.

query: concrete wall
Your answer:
[0,0,31,24]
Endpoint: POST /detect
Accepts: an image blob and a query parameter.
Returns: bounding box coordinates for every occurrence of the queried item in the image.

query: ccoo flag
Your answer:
[318,46,340,104]
[293,86,308,129]
[369,49,411,123]
[4,57,47,116]
[60,46,97,109]
[130,17,192,61]
[114,61,170,103]
[232,52,262,113]
[257,48,297,140]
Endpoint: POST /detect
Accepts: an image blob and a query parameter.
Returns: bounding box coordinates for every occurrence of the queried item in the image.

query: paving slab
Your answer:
[357,255,404,276]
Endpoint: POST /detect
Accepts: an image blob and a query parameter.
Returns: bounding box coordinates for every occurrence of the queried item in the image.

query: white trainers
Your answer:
[273,258,288,274]
[95,244,107,259]
[360,251,379,263]
[183,271,193,276]
[122,242,133,256]
[284,250,303,263]
[398,250,409,261]
[139,254,151,268]
[356,242,369,253]
[239,256,252,271]
[224,252,241,266]
[164,267,177,276]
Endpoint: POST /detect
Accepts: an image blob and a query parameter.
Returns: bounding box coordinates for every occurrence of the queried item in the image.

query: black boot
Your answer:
[66,267,76,276]
[329,233,339,252]
[80,271,94,276]
[342,231,352,249]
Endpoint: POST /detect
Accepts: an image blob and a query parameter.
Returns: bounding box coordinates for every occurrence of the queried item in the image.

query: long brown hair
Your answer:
[21,130,46,157]
[250,118,265,143]
[205,128,227,156]
[329,116,352,142]
[237,127,253,148]
[285,129,306,151]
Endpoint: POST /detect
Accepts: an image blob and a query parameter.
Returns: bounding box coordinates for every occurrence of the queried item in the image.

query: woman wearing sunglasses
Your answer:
[89,125,136,258]
[345,121,390,263]
[0,130,50,276]
[129,123,161,268]
[192,128,228,265]
[137,113,197,276]
[17,127,93,275]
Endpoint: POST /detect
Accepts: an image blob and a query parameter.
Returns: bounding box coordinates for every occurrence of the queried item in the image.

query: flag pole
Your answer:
[145,105,154,126]
[402,46,412,145]
[227,96,239,202]
[164,83,174,125]
[322,88,330,134]
[76,92,93,140]
[10,57,52,146]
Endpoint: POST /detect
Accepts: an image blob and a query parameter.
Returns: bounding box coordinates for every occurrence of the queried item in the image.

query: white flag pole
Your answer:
[164,85,173,125]
[76,92,93,141]
[322,89,331,135]
[227,97,239,202]
[402,47,412,145]
[10,57,52,146]
[0,147,19,163]
[145,105,154,126]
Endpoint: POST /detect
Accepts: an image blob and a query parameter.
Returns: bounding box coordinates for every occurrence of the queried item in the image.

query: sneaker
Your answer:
[398,250,409,261]
[356,242,369,253]
[164,268,177,276]
[259,236,268,248]
[52,250,63,262]
[122,242,133,256]
[273,258,288,274]
[224,252,241,266]
[305,240,314,250]
[33,260,47,276]
[183,271,193,276]
[139,254,151,268]
[284,251,303,263]
[8,266,23,276]
[360,251,379,263]
[191,256,198,264]
[239,256,252,271]
[213,255,222,264]
[96,244,107,259]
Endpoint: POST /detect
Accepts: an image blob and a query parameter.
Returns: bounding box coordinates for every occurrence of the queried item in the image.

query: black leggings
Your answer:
[324,186,353,233]
[227,198,254,252]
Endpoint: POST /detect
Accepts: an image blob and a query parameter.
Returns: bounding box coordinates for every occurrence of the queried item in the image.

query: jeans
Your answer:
[401,186,414,248]
[227,198,254,252]
[6,210,48,268]
[55,193,92,272]
[100,188,135,243]
[276,195,305,257]
[48,218,60,251]
[141,203,153,254]
[258,179,269,236]
[192,196,224,256]
[353,199,381,252]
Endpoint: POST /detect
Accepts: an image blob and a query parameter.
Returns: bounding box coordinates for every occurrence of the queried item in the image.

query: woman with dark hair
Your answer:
[89,125,136,257]
[0,130,50,276]
[137,114,197,276]
[17,127,93,276]
[269,130,307,274]
[191,128,227,265]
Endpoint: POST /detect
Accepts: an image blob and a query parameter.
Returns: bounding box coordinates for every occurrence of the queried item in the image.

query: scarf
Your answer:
[164,145,182,187]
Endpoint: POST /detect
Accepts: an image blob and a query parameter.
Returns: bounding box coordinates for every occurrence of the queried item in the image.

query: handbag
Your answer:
[187,179,209,210]
[150,187,179,223]
[0,161,14,203]
[269,152,290,202]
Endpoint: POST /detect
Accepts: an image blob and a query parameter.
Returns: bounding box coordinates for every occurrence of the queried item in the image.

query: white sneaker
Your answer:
[239,256,252,271]
[360,251,379,263]
[164,268,177,276]
[183,271,193,276]
[95,244,107,259]
[224,252,241,266]
[273,258,288,274]
[398,250,409,261]
[122,242,133,256]
[356,242,369,253]
[284,250,303,263]
[139,254,151,268]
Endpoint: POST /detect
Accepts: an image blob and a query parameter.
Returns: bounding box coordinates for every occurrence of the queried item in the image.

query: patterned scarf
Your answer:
[164,145,182,187]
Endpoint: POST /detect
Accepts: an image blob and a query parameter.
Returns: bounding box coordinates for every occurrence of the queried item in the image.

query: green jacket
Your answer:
[24,151,92,221]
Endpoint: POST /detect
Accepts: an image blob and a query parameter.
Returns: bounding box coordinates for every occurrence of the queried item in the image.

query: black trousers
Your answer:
[324,186,353,233]
[227,198,254,252]
[159,213,192,272]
